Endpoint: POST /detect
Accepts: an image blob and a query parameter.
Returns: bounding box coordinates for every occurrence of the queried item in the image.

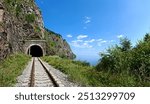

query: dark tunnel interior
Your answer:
[28,45,43,57]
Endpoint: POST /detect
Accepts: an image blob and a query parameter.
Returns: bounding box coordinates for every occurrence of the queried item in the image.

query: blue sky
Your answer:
[35,0,150,65]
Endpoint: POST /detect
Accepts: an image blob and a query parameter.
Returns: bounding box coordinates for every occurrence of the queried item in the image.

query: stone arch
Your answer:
[26,44,44,57]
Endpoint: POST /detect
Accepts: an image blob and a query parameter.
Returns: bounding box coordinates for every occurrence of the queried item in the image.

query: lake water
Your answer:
[75,56,100,66]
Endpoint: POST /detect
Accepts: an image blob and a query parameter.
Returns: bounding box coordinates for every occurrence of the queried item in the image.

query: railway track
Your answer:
[29,57,59,87]
[16,57,77,87]
[15,57,60,87]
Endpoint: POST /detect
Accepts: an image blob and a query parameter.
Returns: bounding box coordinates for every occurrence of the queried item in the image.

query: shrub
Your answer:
[96,35,150,86]
[5,0,11,4]
[72,60,90,66]
[16,4,22,17]
[34,26,41,33]
[130,39,150,83]
[25,13,36,23]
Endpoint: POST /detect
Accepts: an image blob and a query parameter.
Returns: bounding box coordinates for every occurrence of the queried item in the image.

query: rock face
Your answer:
[45,28,75,59]
[0,0,75,60]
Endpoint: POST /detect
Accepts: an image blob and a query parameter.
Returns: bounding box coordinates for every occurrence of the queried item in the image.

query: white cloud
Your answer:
[85,16,91,20]
[109,40,115,43]
[96,39,103,41]
[85,20,91,24]
[71,41,80,47]
[67,34,72,38]
[97,39,107,46]
[85,39,95,43]
[77,35,88,40]
[71,39,92,48]
[84,16,91,24]
[101,40,107,43]
[71,36,115,48]
[82,16,91,29]
[72,40,83,43]
[77,40,83,42]
[97,42,104,46]
[83,42,93,48]
[117,35,124,38]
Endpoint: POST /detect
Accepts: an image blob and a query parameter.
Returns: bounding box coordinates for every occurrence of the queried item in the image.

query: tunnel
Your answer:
[28,45,43,57]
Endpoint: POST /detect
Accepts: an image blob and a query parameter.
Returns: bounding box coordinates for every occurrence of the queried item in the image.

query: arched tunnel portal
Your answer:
[27,45,44,57]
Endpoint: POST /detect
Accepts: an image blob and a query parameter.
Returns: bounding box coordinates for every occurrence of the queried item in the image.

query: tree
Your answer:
[120,38,131,51]
[96,37,132,73]
[144,33,150,42]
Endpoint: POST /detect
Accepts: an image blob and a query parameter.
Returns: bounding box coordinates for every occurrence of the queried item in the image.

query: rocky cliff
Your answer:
[0,0,75,60]
[44,28,75,59]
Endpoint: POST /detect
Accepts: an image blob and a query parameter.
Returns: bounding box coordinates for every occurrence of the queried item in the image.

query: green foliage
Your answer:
[50,41,56,47]
[59,54,67,59]
[15,4,22,17]
[42,56,97,86]
[34,26,41,33]
[0,22,3,27]
[0,53,30,86]
[130,38,150,83]
[42,56,138,86]
[120,37,132,51]
[44,28,76,59]
[25,13,36,23]
[43,36,150,86]
[144,33,150,42]
[72,60,90,66]
[44,27,62,38]
[5,0,11,4]
[96,46,132,74]
[96,35,150,86]
[4,0,15,12]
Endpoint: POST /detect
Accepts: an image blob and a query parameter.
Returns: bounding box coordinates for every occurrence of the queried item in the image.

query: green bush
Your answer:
[16,4,22,17]
[5,0,11,4]
[130,39,150,83]
[96,35,150,86]
[34,26,41,33]
[25,13,36,23]
[72,60,90,66]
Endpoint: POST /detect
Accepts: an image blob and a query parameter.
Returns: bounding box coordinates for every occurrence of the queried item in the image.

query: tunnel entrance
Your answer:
[28,45,43,57]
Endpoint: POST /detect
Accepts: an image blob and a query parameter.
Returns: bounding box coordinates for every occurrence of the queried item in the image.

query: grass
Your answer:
[42,56,142,87]
[42,56,100,86]
[0,53,30,87]
[0,54,145,87]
